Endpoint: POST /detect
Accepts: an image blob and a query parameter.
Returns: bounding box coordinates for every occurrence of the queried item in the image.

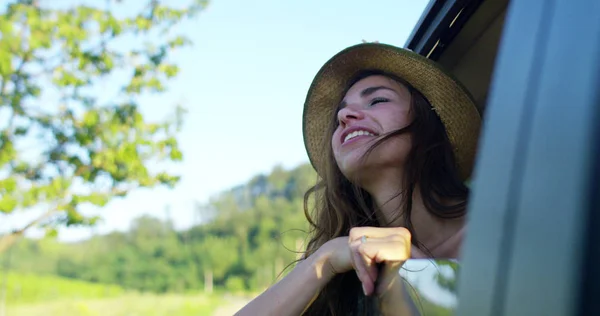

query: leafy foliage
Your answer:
[9,163,318,293]
[434,260,459,295]
[7,162,461,316]
[0,0,207,252]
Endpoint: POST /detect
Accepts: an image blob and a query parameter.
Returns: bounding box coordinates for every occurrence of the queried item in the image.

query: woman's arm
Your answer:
[237,227,420,316]
[235,242,338,316]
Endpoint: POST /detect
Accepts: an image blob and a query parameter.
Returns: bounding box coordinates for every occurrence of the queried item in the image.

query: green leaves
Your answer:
[434,260,460,295]
[0,0,206,252]
[7,163,315,293]
[0,195,18,214]
[72,193,110,207]
[0,133,16,167]
[0,49,12,75]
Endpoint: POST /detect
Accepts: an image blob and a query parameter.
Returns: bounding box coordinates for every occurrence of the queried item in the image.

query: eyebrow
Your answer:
[338,85,398,109]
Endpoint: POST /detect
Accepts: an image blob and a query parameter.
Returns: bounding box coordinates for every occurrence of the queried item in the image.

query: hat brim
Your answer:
[302,43,481,180]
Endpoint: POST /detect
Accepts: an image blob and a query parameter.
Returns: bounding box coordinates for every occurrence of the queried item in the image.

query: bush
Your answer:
[225,277,246,293]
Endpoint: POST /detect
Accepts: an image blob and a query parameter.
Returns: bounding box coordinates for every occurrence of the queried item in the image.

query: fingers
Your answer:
[348,232,412,296]
[350,240,377,296]
[349,238,379,294]
[349,226,411,244]
[357,238,411,263]
[349,227,412,268]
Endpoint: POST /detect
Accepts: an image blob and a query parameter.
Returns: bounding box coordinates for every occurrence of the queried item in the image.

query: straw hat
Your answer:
[302,43,482,180]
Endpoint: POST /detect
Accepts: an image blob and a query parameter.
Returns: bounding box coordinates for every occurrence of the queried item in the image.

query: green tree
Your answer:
[434,260,459,295]
[7,163,317,294]
[0,0,207,253]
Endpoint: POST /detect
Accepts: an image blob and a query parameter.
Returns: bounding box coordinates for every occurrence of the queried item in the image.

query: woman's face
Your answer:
[332,75,413,181]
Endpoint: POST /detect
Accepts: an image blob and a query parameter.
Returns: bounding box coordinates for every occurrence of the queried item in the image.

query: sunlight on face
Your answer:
[331,75,413,182]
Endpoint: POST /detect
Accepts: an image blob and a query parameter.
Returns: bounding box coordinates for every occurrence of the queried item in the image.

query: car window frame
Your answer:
[407,0,600,315]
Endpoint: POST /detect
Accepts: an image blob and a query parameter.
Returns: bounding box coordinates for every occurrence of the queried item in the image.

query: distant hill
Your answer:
[7,163,318,294]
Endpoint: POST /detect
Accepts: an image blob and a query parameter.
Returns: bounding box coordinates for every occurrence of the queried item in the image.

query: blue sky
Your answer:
[9,0,430,242]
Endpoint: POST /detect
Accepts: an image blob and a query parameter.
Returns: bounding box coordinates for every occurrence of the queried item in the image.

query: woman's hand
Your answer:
[348,226,414,296]
[319,227,426,297]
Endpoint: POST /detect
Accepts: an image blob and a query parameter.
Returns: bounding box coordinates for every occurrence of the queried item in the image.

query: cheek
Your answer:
[387,109,411,130]
[371,135,412,166]
[331,129,351,166]
[331,129,342,148]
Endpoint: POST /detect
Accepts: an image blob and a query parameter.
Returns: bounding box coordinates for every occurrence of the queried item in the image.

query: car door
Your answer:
[406,0,600,315]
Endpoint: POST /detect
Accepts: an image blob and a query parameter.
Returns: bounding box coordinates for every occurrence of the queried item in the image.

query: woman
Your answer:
[237,43,481,315]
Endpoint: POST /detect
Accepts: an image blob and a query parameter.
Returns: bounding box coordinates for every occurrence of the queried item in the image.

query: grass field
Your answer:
[3,273,227,316]
[4,272,125,305]
[6,292,224,316]
[1,271,454,315]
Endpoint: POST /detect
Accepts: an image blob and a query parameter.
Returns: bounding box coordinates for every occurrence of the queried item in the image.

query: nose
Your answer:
[337,105,365,128]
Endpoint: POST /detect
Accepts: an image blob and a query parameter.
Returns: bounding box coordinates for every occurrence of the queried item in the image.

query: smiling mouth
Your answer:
[343,130,377,143]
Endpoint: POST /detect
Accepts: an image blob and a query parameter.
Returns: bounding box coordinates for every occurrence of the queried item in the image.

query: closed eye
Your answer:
[369,97,390,106]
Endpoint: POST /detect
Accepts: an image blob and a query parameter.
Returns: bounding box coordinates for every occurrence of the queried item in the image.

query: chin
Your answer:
[338,160,378,185]
[339,155,406,185]
[337,155,365,177]
[339,168,360,184]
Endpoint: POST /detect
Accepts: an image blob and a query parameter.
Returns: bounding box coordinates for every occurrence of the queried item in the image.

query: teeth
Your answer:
[344,130,375,143]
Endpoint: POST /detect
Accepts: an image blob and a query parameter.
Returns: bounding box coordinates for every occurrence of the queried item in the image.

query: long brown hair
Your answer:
[301,69,469,315]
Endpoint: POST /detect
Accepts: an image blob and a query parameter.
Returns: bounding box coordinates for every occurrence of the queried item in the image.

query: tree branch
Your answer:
[0,208,56,254]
